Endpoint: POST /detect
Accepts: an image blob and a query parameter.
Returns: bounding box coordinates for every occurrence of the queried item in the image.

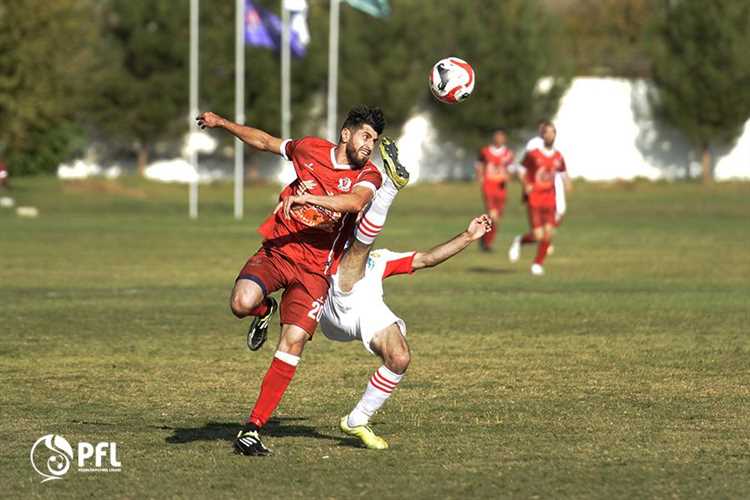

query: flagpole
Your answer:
[235,0,245,220]
[327,0,340,142]
[281,1,291,141]
[189,0,199,219]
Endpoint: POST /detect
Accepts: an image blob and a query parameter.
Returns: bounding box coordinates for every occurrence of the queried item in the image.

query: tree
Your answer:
[649,0,750,183]
[552,0,653,77]
[423,0,571,150]
[0,0,100,175]
[335,0,569,148]
[87,0,189,173]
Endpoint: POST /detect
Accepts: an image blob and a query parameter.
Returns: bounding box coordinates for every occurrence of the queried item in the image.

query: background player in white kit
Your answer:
[317,141,491,448]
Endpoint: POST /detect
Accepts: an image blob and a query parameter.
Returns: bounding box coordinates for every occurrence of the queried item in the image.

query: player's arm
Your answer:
[559,171,572,192]
[411,215,492,270]
[196,111,284,155]
[282,185,375,217]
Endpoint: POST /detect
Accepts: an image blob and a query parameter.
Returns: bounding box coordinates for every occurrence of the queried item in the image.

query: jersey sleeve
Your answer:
[557,154,567,173]
[381,251,417,279]
[281,137,312,161]
[354,166,382,193]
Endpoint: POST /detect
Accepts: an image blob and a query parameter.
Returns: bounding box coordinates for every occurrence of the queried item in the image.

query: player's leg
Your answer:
[481,193,500,251]
[340,322,407,450]
[338,137,409,292]
[509,204,539,262]
[234,277,325,456]
[232,250,285,351]
[531,215,555,276]
[480,189,495,251]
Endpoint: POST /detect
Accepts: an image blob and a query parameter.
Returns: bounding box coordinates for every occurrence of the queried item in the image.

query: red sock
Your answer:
[534,240,550,265]
[248,355,298,427]
[521,232,536,245]
[482,225,497,249]
[248,298,270,317]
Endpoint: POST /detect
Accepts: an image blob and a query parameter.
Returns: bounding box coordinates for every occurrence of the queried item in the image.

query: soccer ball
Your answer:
[429,57,475,104]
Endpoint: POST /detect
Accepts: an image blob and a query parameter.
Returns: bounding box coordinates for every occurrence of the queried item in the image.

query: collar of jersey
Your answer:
[539,146,557,157]
[330,147,353,170]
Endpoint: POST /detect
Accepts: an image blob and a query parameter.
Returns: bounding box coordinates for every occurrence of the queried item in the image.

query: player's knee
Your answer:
[230,289,261,318]
[385,342,411,374]
[533,228,544,240]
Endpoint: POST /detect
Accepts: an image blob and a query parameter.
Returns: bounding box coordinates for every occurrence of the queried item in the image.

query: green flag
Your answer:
[344,0,390,17]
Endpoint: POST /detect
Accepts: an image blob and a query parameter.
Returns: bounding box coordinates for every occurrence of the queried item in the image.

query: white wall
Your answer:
[397,77,750,182]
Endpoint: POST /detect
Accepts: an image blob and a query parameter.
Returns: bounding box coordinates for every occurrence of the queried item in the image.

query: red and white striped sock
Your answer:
[355,178,398,245]
[347,365,403,427]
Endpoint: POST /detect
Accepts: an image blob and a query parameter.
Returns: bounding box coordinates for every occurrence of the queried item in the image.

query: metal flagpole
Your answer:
[281,2,291,141]
[326,0,340,142]
[234,0,245,220]
[189,0,199,219]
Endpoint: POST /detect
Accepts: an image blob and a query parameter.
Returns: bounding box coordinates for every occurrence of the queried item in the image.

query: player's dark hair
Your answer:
[538,120,555,134]
[341,105,386,136]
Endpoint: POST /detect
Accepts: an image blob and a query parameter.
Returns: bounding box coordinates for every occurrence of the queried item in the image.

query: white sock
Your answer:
[347,365,403,427]
[355,178,399,245]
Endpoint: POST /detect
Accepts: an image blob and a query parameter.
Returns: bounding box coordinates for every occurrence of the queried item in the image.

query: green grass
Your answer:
[2,177,749,499]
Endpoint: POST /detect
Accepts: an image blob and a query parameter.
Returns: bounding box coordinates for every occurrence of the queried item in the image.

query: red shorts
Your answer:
[237,246,328,337]
[482,187,506,215]
[527,204,556,229]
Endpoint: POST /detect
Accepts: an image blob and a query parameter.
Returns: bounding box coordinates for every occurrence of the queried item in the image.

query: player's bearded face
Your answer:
[345,125,378,167]
[542,126,556,148]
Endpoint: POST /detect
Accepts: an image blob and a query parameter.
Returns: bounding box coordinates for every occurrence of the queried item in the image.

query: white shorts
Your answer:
[319,253,408,355]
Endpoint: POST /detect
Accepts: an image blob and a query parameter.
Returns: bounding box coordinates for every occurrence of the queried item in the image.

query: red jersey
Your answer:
[521,147,566,208]
[478,145,514,191]
[258,136,382,275]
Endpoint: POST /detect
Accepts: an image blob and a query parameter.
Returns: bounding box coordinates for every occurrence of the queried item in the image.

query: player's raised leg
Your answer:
[340,322,409,450]
[338,136,409,292]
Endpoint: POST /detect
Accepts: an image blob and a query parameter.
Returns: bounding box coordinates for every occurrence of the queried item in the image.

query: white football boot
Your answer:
[530,263,544,276]
[508,235,521,263]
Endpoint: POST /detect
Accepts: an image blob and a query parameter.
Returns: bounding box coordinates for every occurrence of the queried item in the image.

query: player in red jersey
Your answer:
[508,121,571,275]
[197,106,392,456]
[475,129,514,251]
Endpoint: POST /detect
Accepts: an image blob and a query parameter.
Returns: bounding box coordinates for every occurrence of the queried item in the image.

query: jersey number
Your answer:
[307,300,324,321]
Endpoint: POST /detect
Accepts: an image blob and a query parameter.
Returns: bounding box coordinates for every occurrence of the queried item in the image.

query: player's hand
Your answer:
[466,214,492,240]
[282,194,309,219]
[196,111,226,129]
[524,183,533,194]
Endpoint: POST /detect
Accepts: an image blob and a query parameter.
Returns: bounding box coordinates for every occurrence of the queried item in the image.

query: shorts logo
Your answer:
[338,178,352,192]
[30,434,122,483]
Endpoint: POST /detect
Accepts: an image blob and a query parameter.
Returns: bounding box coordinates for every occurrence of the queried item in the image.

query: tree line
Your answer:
[0,0,748,182]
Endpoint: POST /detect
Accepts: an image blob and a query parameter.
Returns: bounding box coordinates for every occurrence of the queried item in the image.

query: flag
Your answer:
[344,0,390,17]
[284,0,310,47]
[244,0,308,58]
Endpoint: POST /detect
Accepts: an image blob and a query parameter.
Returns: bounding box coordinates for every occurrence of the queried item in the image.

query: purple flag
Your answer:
[245,0,307,58]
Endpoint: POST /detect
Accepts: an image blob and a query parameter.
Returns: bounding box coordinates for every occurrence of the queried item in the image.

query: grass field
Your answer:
[2,176,749,499]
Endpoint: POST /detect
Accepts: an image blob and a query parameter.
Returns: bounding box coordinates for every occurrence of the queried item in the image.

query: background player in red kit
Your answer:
[508,121,570,275]
[196,106,386,455]
[475,130,514,251]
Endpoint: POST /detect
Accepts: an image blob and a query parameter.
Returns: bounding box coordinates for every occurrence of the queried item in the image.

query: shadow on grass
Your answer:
[466,266,516,274]
[162,417,360,448]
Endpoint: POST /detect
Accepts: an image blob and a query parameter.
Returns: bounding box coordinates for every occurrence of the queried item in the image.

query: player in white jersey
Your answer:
[321,144,491,448]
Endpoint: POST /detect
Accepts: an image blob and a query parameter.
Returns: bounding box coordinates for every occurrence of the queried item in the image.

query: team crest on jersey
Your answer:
[338,177,352,192]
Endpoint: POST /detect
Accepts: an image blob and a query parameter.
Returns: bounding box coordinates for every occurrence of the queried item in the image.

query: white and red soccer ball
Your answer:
[429,57,475,104]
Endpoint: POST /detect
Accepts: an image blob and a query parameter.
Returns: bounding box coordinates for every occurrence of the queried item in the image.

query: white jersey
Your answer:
[319,249,415,355]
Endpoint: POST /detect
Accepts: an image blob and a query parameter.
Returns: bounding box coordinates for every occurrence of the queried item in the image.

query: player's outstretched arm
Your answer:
[411,215,492,270]
[196,112,283,155]
[281,186,375,217]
